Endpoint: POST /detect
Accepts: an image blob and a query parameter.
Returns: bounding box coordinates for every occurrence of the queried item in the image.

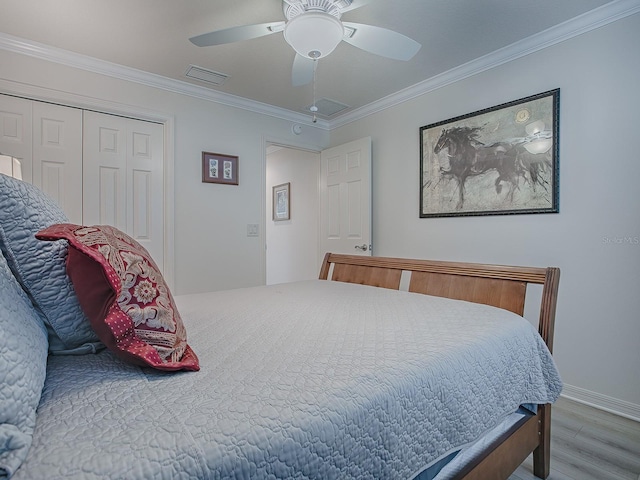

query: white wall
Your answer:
[331,14,640,412]
[0,48,329,295]
[266,147,320,284]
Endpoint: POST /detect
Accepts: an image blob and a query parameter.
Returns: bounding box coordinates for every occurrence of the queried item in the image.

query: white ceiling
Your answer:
[0,0,625,120]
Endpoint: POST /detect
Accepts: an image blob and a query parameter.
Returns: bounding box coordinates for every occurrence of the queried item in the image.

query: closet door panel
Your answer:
[97,166,121,227]
[127,119,164,269]
[83,111,164,272]
[0,94,33,182]
[32,102,83,223]
[83,110,127,231]
[132,168,151,240]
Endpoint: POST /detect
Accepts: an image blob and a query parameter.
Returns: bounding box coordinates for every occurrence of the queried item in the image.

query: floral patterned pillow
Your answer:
[37,224,199,372]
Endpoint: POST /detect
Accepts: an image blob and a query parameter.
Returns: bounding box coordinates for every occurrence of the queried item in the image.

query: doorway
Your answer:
[265,144,320,285]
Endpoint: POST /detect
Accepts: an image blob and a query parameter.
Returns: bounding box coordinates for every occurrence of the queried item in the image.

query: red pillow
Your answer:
[37,224,199,371]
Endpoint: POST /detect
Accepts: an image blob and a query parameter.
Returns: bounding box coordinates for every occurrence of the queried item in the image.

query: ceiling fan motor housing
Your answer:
[283,0,351,20]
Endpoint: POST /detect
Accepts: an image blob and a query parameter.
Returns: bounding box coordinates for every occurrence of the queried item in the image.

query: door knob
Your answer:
[354,244,368,251]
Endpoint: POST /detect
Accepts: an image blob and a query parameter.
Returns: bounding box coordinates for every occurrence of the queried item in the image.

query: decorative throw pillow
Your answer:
[0,250,48,477]
[37,224,199,372]
[0,173,100,353]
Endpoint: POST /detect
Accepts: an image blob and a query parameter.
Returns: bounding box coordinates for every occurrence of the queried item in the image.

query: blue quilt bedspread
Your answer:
[14,280,562,479]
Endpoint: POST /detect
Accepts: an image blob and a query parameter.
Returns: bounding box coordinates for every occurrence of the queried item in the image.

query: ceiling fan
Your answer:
[189,0,422,87]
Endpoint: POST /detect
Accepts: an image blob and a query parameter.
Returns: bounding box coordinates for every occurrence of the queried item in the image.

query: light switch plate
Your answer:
[247,224,259,237]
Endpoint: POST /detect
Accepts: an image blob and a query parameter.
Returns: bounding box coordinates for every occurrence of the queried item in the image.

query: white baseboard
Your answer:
[561,384,640,422]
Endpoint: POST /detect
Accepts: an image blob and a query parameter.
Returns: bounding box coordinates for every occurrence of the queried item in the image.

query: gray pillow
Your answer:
[0,249,48,477]
[0,173,100,352]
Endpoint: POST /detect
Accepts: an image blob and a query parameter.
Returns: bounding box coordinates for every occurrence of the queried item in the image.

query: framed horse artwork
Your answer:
[420,89,559,218]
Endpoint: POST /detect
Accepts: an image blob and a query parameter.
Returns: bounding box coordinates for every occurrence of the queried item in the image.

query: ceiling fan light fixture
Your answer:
[284,12,344,59]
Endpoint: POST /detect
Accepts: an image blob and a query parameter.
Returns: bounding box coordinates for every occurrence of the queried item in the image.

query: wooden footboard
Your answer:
[319,253,560,479]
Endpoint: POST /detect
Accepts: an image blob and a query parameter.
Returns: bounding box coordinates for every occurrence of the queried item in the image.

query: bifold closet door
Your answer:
[0,94,33,183]
[0,94,83,223]
[82,111,165,271]
[32,102,83,224]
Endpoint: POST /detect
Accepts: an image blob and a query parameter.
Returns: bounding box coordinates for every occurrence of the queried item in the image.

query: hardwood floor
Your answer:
[509,397,640,480]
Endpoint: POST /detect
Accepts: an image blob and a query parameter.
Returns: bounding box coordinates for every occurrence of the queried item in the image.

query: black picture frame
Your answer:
[420,89,559,218]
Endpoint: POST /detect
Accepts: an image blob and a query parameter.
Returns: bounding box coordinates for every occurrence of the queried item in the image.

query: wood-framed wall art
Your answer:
[420,89,559,218]
[272,182,290,221]
[202,152,238,185]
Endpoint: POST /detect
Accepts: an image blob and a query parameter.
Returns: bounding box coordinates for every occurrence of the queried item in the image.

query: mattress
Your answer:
[15,280,562,479]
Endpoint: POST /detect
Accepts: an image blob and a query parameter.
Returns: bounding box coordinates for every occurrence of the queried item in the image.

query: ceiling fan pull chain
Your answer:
[311,59,319,123]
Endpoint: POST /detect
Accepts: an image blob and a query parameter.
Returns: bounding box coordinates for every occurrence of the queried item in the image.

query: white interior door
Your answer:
[319,137,372,264]
[83,110,127,230]
[126,118,164,269]
[0,94,33,183]
[32,102,83,224]
[1,95,83,223]
[83,111,164,271]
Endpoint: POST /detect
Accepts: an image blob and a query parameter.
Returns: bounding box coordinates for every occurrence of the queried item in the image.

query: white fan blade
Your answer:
[341,0,373,13]
[342,22,421,61]
[292,54,315,86]
[190,21,285,47]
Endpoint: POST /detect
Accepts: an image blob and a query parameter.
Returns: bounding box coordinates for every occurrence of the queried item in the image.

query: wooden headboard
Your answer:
[319,253,560,353]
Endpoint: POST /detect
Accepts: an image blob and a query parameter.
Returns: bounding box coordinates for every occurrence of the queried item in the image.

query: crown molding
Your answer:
[0,0,637,132]
[0,32,330,130]
[330,0,640,129]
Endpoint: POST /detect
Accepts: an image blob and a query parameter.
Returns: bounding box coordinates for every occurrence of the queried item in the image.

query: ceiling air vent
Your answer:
[304,98,350,117]
[185,65,228,86]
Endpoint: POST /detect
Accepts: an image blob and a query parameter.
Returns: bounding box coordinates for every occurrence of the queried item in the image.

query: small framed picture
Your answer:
[272,182,290,221]
[202,152,238,185]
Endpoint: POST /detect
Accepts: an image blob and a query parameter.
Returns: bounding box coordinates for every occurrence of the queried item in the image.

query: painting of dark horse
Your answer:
[420,89,559,217]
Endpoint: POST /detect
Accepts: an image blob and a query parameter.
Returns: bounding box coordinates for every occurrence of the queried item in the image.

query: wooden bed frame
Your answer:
[319,253,560,480]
